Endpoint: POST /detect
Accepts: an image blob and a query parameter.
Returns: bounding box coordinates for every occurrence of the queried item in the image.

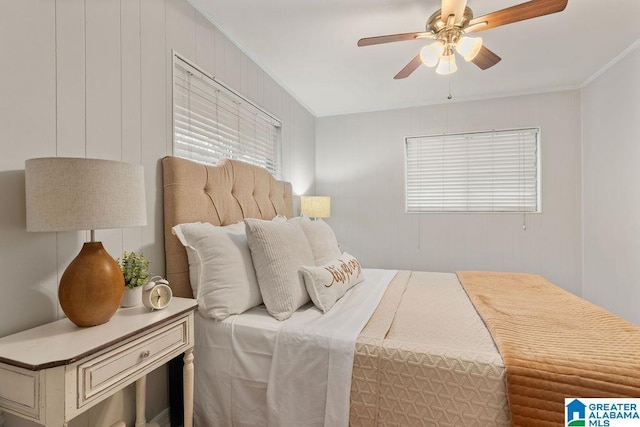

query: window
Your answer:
[405,128,540,213]
[173,54,282,177]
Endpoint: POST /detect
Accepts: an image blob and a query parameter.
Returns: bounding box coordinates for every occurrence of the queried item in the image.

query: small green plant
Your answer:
[118,251,150,289]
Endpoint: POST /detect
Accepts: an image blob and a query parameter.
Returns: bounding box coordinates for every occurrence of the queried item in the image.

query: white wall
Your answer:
[582,46,640,325]
[0,0,315,426]
[316,91,583,296]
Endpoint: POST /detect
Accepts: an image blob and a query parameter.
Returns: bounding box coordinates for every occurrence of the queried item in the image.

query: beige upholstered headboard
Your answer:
[162,156,294,298]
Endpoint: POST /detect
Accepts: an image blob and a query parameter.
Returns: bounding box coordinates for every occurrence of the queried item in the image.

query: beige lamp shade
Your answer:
[25,157,147,327]
[301,196,331,219]
[25,157,147,232]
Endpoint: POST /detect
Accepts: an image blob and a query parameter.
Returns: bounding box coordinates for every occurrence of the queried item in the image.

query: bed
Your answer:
[162,156,640,427]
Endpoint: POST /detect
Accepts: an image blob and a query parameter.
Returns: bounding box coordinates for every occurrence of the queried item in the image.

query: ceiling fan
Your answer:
[357,0,568,79]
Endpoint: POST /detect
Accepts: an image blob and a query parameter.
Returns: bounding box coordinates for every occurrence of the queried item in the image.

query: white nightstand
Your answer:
[0,297,198,427]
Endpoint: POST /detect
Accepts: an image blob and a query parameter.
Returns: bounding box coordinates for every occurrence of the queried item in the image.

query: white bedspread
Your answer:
[266,268,396,427]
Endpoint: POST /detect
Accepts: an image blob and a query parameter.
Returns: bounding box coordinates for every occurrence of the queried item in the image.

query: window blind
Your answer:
[405,128,540,213]
[173,55,282,177]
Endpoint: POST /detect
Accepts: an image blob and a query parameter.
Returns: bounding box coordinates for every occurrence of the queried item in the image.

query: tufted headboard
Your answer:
[162,156,294,298]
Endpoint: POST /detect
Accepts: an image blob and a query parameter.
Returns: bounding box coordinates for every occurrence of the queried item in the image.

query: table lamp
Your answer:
[300,196,331,220]
[25,157,147,327]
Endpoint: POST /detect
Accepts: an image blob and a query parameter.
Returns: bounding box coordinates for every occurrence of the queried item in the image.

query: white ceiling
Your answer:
[189,0,640,117]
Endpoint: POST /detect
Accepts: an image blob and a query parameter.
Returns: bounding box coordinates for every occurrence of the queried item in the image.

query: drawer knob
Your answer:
[141,350,151,359]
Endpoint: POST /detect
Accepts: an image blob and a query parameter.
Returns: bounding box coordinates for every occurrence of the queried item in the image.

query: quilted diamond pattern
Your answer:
[350,271,510,426]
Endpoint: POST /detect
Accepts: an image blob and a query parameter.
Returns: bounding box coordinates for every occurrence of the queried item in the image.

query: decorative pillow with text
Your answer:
[301,252,364,313]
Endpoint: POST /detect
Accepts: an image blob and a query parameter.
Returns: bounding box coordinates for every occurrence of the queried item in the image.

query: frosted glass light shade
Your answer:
[436,54,458,75]
[301,196,331,218]
[456,36,483,61]
[419,42,445,67]
[25,157,147,232]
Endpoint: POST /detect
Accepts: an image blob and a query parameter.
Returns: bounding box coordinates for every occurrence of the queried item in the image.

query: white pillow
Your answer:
[244,218,315,320]
[301,252,364,313]
[295,218,341,266]
[172,222,262,320]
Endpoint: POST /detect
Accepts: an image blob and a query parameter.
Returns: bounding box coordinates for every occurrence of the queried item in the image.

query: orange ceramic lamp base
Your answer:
[58,242,125,327]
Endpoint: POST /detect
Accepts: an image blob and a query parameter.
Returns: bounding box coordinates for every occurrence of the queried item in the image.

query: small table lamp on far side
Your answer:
[301,196,331,220]
[25,157,147,327]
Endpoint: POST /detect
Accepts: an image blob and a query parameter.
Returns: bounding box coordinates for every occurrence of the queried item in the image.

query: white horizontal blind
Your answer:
[405,128,540,213]
[173,55,282,177]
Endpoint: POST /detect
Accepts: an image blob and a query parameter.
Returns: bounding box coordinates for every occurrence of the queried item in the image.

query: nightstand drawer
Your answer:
[0,364,40,420]
[78,315,189,407]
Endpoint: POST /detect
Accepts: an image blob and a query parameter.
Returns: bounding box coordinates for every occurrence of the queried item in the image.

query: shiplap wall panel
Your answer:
[280,95,292,180]
[256,62,266,108]
[140,0,168,278]
[195,13,216,73]
[121,0,143,252]
[121,0,142,165]
[0,1,58,339]
[223,40,242,92]
[54,0,88,322]
[0,2,56,170]
[167,0,197,59]
[1,0,316,425]
[245,57,259,104]
[213,27,226,78]
[316,91,582,296]
[85,0,124,267]
[55,0,86,157]
[264,75,282,119]
[85,0,121,162]
[240,54,249,96]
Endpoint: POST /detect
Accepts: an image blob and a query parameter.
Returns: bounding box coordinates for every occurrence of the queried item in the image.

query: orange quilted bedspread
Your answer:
[457,271,640,427]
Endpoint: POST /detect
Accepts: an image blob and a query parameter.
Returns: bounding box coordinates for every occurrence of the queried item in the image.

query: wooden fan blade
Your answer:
[471,46,502,70]
[441,0,468,24]
[468,0,567,32]
[464,21,488,33]
[394,54,423,79]
[358,32,434,47]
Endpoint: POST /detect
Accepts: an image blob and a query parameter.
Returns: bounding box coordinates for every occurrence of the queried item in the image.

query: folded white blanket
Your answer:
[266,268,396,426]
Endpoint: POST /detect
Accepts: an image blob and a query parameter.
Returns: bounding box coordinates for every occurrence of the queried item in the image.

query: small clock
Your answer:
[142,276,173,311]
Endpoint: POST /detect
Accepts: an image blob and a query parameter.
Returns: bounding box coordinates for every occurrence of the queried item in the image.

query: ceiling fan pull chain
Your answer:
[447,75,453,100]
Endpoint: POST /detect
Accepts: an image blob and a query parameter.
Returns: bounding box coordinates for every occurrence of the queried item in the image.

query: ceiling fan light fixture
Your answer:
[436,53,457,75]
[359,0,569,79]
[419,42,445,67]
[456,36,483,61]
